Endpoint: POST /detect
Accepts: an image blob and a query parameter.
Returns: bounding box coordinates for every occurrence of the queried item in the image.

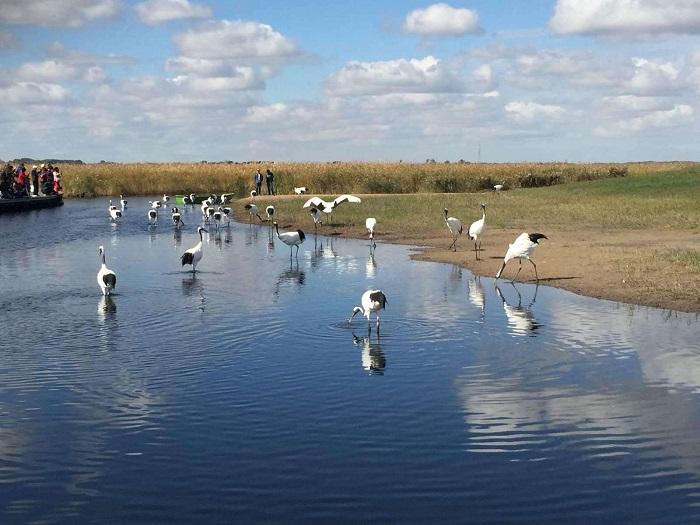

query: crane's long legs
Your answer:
[512,260,522,282]
[530,259,539,281]
[449,236,457,251]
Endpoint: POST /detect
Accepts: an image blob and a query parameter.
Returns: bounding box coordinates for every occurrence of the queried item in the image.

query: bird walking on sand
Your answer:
[294,186,308,195]
[366,218,377,249]
[443,208,463,251]
[496,232,548,282]
[181,226,207,273]
[348,290,387,329]
[468,204,486,260]
[274,222,305,259]
[97,245,117,296]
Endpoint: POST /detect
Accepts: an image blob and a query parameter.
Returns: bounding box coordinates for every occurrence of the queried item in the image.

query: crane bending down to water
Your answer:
[468,204,486,260]
[97,245,117,296]
[366,218,377,249]
[181,226,207,273]
[443,208,463,251]
[274,222,305,259]
[244,203,264,223]
[348,290,387,328]
[495,232,548,282]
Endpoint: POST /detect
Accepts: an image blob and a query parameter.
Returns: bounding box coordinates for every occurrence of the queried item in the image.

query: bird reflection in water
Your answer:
[97,295,117,317]
[273,261,305,299]
[173,228,182,246]
[366,250,377,278]
[494,282,541,336]
[353,332,386,375]
[245,224,258,246]
[468,276,485,319]
[182,275,206,312]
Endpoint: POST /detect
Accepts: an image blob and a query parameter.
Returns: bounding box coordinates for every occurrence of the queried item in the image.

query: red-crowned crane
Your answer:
[468,203,486,259]
[97,245,117,296]
[496,232,548,282]
[274,222,305,259]
[348,290,387,328]
[181,226,207,273]
[443,208,463,251]
[366,217,377,249]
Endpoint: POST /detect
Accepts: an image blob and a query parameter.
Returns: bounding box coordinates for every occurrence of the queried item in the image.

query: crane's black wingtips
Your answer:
[181,252,194,266]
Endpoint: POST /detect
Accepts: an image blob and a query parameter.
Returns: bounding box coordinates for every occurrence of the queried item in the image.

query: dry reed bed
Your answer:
[59,161,694,198]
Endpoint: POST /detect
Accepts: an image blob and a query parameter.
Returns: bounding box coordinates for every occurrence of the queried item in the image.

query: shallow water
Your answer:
[1,198,699,524]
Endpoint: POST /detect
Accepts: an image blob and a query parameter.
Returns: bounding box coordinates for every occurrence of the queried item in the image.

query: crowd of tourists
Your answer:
[0,162,62,199]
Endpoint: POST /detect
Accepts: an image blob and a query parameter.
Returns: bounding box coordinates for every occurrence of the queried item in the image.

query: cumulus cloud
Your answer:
[326,56,467,96]
[504,100,566,122]
[134,0,211,25]
[550,0,700,36]
[404,3,480,35]
[0,82,70,104]
[174,20,301,61]
[624,57,681,95]
[594,104,694,136]
[0,0,121,27]
[15,60,82,82]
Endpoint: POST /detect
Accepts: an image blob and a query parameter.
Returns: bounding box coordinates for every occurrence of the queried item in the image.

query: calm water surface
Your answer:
[1,198,700,524]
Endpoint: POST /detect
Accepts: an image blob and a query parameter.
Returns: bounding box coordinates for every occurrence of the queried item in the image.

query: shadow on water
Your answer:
[353,331,386,375]
[494,282,542,336]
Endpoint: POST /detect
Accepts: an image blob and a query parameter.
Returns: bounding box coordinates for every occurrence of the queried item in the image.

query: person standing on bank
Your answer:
[254,169,263,195]
[266,168,275,195]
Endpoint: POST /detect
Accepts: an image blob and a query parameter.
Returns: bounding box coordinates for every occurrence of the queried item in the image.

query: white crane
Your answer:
[162,194,170,205]
[147,208,158,225]
[303,194,362,225]
[468,203,486,259]
[265,205,275,222]
[494,184,504,192]
[294,186,308,195]
[119,194,127,209]
[220,193,230,205]
[181,226,207,273]
[366,217,377,249]
[244,203,264,223]
[171,206,184,228]
[200,200,210,223]
[250,190,258,201]
[97,245,117,296]
[212,207,223,230]
[108,200,122,221]
[309,207,322,230]
[348,290,387,328]
[495,232,548,281]
[221,206,231,227]
[183,193,196,206]
[274,222,305,259]
[149,200,162,209]
[443,208,463,251]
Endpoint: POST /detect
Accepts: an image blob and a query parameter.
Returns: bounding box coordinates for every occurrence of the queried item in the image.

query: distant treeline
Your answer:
[3,158,85,165]
[55,161,697,198]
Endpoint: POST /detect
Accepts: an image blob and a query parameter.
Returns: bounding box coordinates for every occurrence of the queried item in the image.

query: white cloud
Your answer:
[0,0,121,27]
[594,104,694,136]
[0,82,70,104]
[550,0,700,36]
[326,56,466,96]
[15,60,81,82]
[168,68,267,92]
[504,100,566,122]
[174,20,301,61]
[134,0,211,25]
[624,57,681,95]
[404,3,480,36]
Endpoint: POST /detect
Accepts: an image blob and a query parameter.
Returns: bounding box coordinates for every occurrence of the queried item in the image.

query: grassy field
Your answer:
[248,165,700,235]
[58,161,694,198]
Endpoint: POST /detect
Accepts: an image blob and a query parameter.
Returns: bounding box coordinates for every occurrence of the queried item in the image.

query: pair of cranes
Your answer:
[444,203,547,281]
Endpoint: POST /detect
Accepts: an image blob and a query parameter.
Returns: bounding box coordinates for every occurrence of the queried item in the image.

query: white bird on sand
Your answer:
[171,206,184,228]
[494,184,504,192]
[149,200,162,209]
[468,204,486,259]
[108,200,122,221]
[294,186,308,195]
[303,194,362,224]
[147,208,158,225]
[274,222,305,259]
[181,226,207,273]
[244,203,264,223]
[348,290,387,328]
[266,205,275,222]
[366,217,377,249]
[443,208,463,251]
[97,245,117,296]
[496,232,548,281]
[119,194,127,209]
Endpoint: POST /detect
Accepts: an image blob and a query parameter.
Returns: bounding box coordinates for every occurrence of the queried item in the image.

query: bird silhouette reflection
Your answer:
[494,282,542,336]
[353,331,386,375]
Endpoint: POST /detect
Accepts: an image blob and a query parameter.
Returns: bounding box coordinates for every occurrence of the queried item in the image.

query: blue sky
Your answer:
[2,0,700,162]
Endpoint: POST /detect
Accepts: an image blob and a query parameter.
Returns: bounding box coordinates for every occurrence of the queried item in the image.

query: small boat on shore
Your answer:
[0,194,64,214]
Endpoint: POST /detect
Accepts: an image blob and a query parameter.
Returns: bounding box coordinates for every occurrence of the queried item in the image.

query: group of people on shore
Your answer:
[254,168,275,195]
[0,162,62,199]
